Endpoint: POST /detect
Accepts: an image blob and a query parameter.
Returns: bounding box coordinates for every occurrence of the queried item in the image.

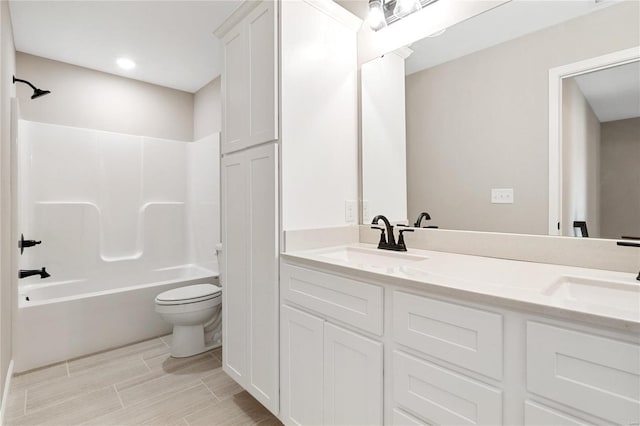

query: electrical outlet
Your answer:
[345,200,357,223]
[491,188,514,204]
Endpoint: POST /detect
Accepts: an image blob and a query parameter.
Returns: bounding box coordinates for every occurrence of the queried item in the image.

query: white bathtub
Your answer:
[15,264,218,373]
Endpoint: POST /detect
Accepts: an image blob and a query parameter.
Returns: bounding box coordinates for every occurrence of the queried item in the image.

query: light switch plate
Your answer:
[345,200,357,223]
[491,188,514,204]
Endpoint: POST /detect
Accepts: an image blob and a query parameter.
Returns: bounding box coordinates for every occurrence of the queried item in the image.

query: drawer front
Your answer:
[524,401,593,426]
[393,291,503,380]
[392,408,431,426]
[393,351,503,426]
[527,322,640,425]
[281,263,383,335]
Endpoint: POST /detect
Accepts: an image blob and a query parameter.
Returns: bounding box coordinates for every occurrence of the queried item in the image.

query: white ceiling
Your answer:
[574,61,640,122]
[405,0,617,75]
[8,0,241,93]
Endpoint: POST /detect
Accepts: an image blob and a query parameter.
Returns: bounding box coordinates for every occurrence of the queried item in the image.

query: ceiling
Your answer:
[574,61,640,122]
[9,0,241,93]
[405,0,617,75]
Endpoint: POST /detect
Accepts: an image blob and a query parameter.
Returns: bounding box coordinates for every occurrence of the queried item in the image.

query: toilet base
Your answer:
[170,325,220,358]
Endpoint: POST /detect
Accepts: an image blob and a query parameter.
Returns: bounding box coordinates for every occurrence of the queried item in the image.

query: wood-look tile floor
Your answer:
[5,337,282,426]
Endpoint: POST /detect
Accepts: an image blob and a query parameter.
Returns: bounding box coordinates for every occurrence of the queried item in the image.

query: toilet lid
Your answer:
[155,284,221,305]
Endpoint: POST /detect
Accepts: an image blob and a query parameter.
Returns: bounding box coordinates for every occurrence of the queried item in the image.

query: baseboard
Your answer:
[0,359,14,426]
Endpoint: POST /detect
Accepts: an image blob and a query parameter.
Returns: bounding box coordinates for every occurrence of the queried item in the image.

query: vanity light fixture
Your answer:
[368,0,388,31]
[368,0,438,32]
[393,0,422,18]
[116,57,136,70]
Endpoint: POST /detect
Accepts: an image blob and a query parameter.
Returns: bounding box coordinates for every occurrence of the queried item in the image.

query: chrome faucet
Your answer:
[19,267,50,279]
[371,215,414,252]
[616,240,640,281]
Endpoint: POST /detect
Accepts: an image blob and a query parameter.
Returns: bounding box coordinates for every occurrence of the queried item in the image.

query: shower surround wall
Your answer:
[15,120,219,371]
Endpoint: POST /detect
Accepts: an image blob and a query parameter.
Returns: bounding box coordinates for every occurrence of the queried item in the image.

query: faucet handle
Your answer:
[397,227,414,251]
[371,226,388,248]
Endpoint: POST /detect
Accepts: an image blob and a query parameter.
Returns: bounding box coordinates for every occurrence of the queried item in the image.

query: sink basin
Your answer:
[543,275,640,313]
[316,246,428,268]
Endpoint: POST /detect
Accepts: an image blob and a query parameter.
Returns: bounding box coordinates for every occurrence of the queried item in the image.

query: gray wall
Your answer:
[193,77,221,141]
[562,78,601,238]
[600,117,640,239]
[406,1,639,234]
[16,53,195,141]
[1,0,16,399]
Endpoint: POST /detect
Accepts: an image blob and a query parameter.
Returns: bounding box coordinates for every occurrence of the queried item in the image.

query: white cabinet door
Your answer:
[245,143,279,413]
[324,322,383,426]
[281,305,324,426]
[221,0,278,154]
[221,25,248,153]
[221,143,279,415]
[221,149,248,383]
[247,0,278,146]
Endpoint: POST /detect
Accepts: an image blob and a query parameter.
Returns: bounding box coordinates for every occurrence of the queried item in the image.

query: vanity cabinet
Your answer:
[221,142,279,413]
[221,0,278,154]
[280,264,384,426]
[280,305,383,426]
[280,256,640,426]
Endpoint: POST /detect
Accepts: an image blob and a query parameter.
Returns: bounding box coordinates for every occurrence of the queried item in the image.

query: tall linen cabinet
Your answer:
[216,0,360,419]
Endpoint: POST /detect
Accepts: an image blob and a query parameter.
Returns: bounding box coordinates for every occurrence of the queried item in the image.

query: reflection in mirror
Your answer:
[560,60,640,239]
[361,0,640,238]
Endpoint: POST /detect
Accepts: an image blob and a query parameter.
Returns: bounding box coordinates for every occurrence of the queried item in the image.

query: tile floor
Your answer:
[4,337,281,426]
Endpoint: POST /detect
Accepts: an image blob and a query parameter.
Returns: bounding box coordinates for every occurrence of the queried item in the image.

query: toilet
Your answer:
[155,283,222,358]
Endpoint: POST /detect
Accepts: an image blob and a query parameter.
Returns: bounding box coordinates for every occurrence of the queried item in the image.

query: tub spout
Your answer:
[19,267,50,279]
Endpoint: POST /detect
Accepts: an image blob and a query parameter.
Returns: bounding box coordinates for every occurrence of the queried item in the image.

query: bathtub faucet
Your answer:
[19,267,50,279]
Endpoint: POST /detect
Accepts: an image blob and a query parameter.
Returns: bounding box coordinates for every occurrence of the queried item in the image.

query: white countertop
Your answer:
[282,243,640,332]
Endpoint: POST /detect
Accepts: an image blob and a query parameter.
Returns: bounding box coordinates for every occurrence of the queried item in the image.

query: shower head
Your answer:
[31,88,51,99]
[12,75,51,100]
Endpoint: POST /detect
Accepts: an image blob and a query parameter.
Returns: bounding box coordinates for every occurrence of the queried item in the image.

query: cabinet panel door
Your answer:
[221,26,248,153]
[324,322,383,426]
[524,401,594,426]
[394,351,503,426]
[246,143,279,413]
[221,150,248,383]
[247,0,278,145]
[527,322,640,425]
[281,305,324,426]
[393,291,503,380]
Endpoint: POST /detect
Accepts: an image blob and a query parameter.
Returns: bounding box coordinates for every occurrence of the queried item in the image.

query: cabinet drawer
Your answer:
[392,408,431,426]
[527,322,640,425]
[393,351,503,426]
[281,263,383,335]
[393,291,503,380]
[524,401,593,426]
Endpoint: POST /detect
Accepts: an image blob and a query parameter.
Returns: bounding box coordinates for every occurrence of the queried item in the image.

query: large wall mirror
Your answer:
[361,0,640,239]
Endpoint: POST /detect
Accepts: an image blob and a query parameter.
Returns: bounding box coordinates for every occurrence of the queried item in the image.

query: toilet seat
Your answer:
[155,283,221,306]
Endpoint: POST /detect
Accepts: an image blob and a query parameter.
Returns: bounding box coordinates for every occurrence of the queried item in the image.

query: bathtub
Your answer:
[15,264,218,373]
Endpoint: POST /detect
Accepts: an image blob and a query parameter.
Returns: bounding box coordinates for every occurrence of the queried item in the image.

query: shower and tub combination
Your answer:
[15,120,221,372]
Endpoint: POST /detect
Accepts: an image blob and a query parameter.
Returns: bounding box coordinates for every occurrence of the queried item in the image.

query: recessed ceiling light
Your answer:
[116,58,136,70]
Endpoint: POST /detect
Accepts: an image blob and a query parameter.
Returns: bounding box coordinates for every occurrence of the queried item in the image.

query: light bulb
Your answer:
[368,0,387,31]
[393,0,422,19]
[116,58,136,70]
